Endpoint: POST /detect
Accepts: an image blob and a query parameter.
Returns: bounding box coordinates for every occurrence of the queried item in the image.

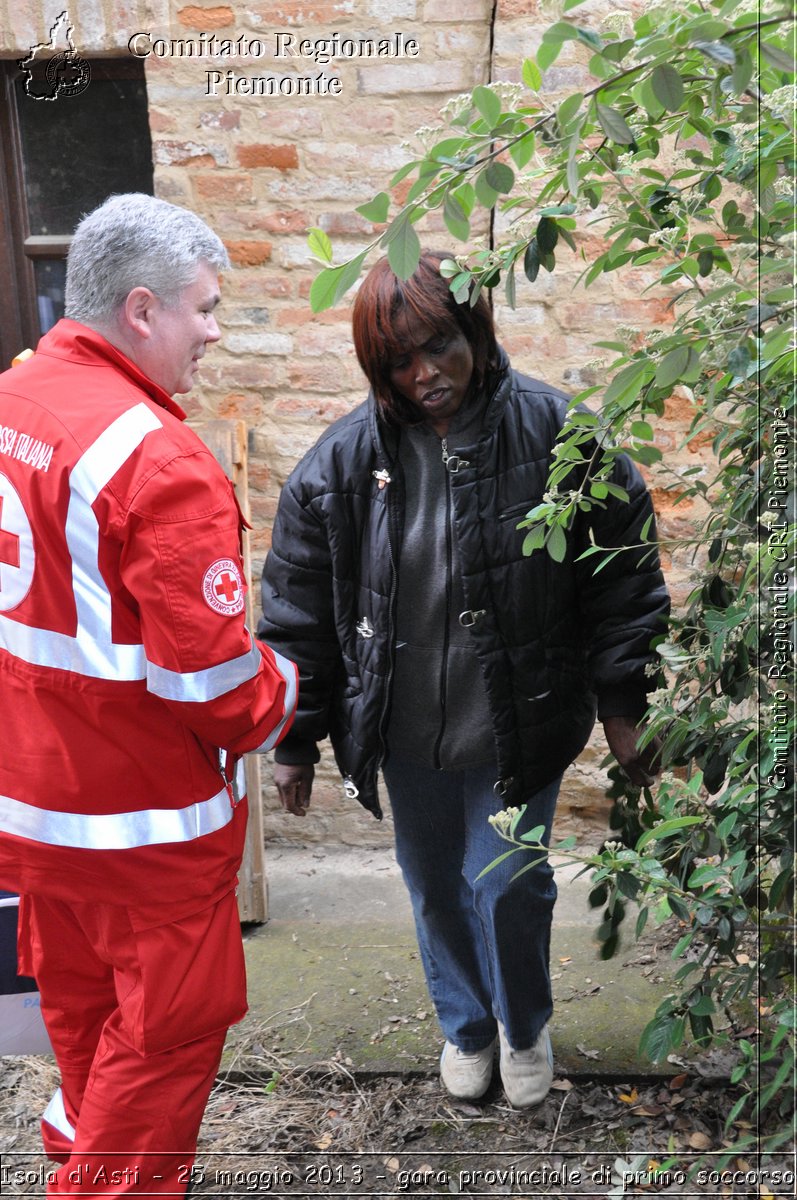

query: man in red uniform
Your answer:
[0,193,298,1194]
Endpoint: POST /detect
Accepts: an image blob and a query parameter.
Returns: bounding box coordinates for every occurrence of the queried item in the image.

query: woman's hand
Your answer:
[273,762,314,817]
[602,716,661,789]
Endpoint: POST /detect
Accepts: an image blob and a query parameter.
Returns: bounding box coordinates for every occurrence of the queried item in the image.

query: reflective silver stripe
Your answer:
[0,785,234,850]
[0,404,159,680]
[43,1088,76,1142]
[253,651,298,752]
[147,639,262,703]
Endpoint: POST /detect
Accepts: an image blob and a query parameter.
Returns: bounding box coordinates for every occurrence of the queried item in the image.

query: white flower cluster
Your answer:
[768,86,797,126]
[441,81,526,124]
[488,806,521,834]
[600,11,634,38]
[405,124,444,155]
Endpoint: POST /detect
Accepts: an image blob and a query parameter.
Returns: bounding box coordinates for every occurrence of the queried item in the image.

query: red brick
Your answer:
[194,173,253,202]
[177,5,233,30]
[199,110,241,131]
[259,210,311,234]
[288,365,347,392]
[236,144,299,170]
[149,110,177,133]
[225,239,273,266]
[318,211,376,236]
[276,307,345,328]
[247,1,353,24]
[155,142,217,168]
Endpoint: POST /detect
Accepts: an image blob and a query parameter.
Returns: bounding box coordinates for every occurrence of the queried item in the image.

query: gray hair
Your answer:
[65,193,230,325]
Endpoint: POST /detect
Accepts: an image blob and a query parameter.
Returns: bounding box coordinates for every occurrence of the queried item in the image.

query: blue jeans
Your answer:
[382,755,561,1053]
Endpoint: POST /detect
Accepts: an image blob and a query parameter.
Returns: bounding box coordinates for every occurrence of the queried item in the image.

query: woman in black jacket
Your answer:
[259,251,669,1107]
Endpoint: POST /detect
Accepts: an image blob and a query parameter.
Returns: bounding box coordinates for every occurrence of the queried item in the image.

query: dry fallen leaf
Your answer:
[316,1132,333,1150]
[669,1072,688,1090]
[618,1087,639,1104]
[632,1104,665,1118]
[550,1078,573,1091]
[384,1156,400,1173]
[688,1131,713,1150]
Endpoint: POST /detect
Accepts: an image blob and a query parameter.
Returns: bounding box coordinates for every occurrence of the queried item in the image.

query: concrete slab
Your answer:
[228,847,676,1080]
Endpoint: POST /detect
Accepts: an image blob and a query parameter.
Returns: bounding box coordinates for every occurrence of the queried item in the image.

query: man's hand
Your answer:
[602,715,661,789]
[273,762,314,817]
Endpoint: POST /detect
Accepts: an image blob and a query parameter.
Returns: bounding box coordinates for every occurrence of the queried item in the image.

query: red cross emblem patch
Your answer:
[202,558,245,616]
[0,473,35,611]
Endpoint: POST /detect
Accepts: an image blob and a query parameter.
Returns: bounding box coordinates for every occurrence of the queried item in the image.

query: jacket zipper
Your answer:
[432,438,454,770]
[376,455,402,769]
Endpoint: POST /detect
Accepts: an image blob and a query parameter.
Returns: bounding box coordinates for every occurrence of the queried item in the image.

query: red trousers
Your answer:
[19,891,247,1196]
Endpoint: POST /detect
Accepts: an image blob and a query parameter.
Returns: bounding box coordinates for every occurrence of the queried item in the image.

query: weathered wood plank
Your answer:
[190,419,267,924]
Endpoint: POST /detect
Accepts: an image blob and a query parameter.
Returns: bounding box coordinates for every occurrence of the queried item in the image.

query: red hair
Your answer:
[351,251,499,426]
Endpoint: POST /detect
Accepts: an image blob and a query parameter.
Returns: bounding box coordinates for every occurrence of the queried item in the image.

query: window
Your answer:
[0,59,153,368]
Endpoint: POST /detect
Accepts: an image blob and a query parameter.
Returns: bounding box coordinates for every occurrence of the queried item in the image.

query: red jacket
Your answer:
[0,320,297,924]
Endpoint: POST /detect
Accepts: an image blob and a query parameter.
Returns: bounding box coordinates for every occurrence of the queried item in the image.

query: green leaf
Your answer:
[354,193,390,224]
[443,194,470,242]
[636,815,704,851]
[760,42,796,73]
[566,134,580,196]
[575,27,603,51]
[524,240,540,283]
[386,218,421,281]
[558,92,583,131]
[307,226,333,264]
[688,995,716,1017]
[636,907,649,939]
[522,57,542,91]
[603,358,651,406]
[453,181,475,217]
[542,20,578,44]
[505,263,517,310]
[485,160,515,194]
[522,524,547,555]
[308,253,366,312]
[546,523,568,563]
[651,64,684,112]
[654,344,691,389]
[475,170,499,209]
[536,39,562,73]
[389,161,419,188]
[536,217,559,253]
[640,1015,684,1063]
[472,84,502,128]
[731,49,754,95]
[694,40,736,67]
[510,133,535,170]
[595,102,635,145]
[631,420,654,440]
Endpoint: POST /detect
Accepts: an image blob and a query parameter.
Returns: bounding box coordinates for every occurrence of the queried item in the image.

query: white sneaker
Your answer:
[439,1038,496,1099]
[498,1021,553,1108]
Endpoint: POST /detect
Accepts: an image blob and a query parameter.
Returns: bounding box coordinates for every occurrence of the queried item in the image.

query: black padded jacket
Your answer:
[258,357,669,819]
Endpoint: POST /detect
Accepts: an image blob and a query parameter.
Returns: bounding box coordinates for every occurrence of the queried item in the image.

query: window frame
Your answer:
[0,58,152,370]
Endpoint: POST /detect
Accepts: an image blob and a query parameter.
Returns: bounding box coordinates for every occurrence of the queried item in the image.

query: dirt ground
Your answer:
[1,1048,793,1199]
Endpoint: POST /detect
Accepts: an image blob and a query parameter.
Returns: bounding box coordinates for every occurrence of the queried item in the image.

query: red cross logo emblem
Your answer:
[214,571,240,604]
[202,558,245,616]
[0,475,34,611]
[0,496,20,587]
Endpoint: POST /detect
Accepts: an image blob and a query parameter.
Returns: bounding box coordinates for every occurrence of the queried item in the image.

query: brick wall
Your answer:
[1,1,700,849]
